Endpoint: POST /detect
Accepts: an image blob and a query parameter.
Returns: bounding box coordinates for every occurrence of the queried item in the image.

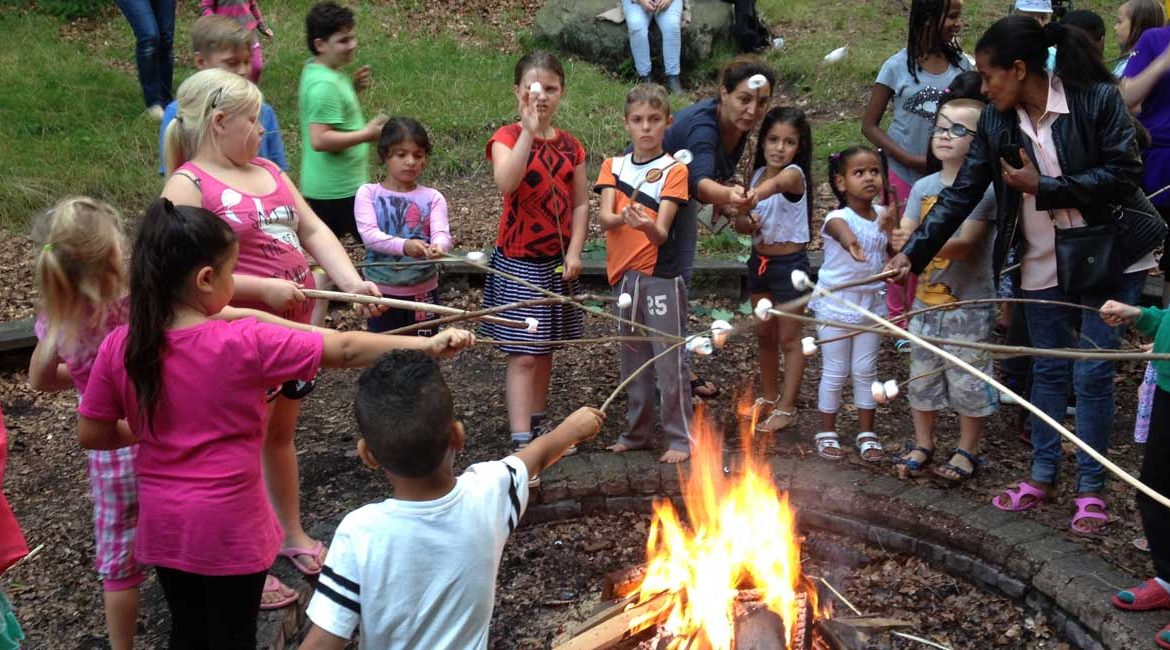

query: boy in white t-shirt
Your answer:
[301,350,604,650]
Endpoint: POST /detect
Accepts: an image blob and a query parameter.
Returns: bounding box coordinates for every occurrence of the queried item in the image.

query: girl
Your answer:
[356,118,451,336]
[200,0,273,82]
[732,107,814,434]
[26,198,142,650]
[483,51,587,460]
[77,200,473,649]
[1114,0,1164,78]
[162,68,384,577]
[862,0,969,337]
[810,146,894,462]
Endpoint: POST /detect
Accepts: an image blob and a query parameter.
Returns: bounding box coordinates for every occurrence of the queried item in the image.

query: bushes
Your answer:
[3,0,112,19]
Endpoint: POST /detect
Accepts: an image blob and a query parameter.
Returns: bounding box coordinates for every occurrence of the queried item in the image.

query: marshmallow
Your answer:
[754,298,774,321]
[525,317,539,334]
[824,46,848,64]
[883,379,900,401]
[801,336,818,357]
[617,292,633,309]
[686,336,714,356]
[529,81,543,95]
[790,269,813,291]
[746,74,768,90]
[674,149,694,165]
[465,251,486,263]
[871,381,888,404]
[710,320,733,348]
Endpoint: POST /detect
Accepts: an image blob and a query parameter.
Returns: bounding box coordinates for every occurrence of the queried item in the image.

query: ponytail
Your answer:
[126,199,236,427]
[976,16,1113,91]
[827,145,887,209]
[1046,22,1114,88]
[164,68,263,175]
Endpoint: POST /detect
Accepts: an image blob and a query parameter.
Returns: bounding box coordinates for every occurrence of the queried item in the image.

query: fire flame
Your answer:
[629,396,818,649]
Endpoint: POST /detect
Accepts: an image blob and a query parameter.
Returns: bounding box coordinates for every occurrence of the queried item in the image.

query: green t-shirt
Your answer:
[298,60,369,199]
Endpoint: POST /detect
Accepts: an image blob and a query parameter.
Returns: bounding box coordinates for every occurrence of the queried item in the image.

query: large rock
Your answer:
[533,0,733,76]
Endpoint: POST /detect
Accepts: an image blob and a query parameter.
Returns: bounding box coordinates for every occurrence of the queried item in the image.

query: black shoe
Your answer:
[638,75,653,85]
[666,76,683,94]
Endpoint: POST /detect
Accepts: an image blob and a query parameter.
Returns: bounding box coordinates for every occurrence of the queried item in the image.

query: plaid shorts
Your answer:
[88,447,146,591]
[907,305,998,417]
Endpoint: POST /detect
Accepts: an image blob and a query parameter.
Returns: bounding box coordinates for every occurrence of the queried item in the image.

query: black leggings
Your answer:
[155,567,267,650]
[1140,387,1170,581]
[306,195,359,243]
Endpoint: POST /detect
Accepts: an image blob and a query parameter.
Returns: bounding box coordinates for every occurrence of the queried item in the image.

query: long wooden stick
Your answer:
[601,338,691,413]
[301,289,528,329]
[802,284,1170,511]
[385,294,618,335]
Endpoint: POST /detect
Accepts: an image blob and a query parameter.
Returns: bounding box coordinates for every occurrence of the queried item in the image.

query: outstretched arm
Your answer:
[513,407,604,478]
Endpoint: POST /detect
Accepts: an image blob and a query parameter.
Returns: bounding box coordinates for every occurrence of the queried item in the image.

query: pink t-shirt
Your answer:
[177,158,316,323]
[354,183,451,297]
[79,318,324,575]
[34,298,130,394]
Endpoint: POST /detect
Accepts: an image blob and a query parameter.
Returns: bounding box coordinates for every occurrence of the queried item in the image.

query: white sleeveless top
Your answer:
[809,206,890,323]
[750,165,810,246]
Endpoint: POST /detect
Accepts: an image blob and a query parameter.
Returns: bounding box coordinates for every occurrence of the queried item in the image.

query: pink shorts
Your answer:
[886,169,917,322]
[89,447,146,592]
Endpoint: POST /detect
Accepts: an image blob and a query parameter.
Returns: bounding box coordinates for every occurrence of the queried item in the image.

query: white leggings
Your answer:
[817,323,880,413]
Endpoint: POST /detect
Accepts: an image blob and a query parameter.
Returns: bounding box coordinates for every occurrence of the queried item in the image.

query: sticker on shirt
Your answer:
[902,86,945,121]
[217,188,303,260]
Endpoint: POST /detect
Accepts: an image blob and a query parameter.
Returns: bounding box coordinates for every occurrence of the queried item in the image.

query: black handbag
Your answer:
[1053,197,1168,295]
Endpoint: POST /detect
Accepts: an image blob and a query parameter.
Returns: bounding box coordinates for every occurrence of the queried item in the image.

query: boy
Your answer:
[301,351,603,649]
[299,1,387,241]
[595,84,692,465]
[158,15,287,175]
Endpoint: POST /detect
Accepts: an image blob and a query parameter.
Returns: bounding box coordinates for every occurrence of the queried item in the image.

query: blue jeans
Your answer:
[1022,271,1146,493]
[622,0,683,77]
[115,0,175,108]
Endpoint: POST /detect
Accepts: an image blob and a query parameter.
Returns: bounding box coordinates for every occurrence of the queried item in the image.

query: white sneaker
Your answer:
[999,391,1017,405]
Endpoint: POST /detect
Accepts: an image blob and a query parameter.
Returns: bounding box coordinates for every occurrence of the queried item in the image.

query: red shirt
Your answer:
[486,125,585,258]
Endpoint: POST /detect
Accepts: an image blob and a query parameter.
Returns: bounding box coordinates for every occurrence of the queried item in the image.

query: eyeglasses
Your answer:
[931,124,976,138]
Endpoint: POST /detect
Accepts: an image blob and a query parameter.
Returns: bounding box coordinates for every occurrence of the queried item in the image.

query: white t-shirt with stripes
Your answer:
[306,456,530,649]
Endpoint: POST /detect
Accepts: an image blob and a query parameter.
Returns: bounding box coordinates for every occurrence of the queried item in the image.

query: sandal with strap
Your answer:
[814,432,844,461]
[756,406,798,433]
[992,481,1048,512]
[1070,495,1109,536]
[260,574,298,611]
[1112,578,1170,611]
[933,448,982,483]
[893,444,934,479]
[855,431,884,462]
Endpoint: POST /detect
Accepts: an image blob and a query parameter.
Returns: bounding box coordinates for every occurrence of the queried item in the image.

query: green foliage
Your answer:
[11,0,110,19]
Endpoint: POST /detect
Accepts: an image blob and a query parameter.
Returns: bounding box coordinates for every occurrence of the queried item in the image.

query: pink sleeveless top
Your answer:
[177,158,315,323]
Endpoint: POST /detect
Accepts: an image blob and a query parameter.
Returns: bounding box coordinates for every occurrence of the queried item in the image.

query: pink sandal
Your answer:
[260,574,298,611]
[278,541,326,576]
[1070,496,1108,536]
[992,481,1048,512]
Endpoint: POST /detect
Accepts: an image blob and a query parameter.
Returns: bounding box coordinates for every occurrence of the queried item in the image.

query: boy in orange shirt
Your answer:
[595,84,692,464]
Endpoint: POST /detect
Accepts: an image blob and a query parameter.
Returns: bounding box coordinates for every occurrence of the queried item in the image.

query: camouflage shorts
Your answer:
[907,304,998,417]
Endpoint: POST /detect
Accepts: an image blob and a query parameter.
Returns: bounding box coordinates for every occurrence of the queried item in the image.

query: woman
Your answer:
[886,16,1163,535]
[623,0,684,94]
[115,0,175,119]
[661,57,774,401]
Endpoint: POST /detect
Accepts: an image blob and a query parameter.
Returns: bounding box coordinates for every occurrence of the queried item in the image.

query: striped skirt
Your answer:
[480,249,584,355]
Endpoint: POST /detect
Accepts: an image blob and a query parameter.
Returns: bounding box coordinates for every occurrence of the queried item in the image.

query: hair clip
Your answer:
[943,88,952,94]
[829,152,841,161]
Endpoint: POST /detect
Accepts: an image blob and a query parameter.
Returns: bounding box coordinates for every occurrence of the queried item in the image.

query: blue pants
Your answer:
[622,0,683,77]
[1022,271,1146,493]
[115,0,175,108]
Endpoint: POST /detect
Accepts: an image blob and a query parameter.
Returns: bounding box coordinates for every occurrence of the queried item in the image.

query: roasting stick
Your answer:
[786,271,1170,511]
[386,294,620,335]
[819,578,952,650]
[299,289,532,330]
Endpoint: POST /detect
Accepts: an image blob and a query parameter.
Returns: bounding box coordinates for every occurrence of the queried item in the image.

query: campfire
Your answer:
[558,398,823,650]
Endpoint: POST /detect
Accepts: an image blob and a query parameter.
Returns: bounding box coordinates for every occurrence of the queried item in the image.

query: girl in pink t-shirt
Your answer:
[78,200,474,648]
[161,68,383,576]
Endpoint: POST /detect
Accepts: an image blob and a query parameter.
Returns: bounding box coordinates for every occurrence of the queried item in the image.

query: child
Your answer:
[299,1,388,241]
[732,107,814,435]
[1013,0,1054,26]
[595,84,692,464]
[300,352,603,649]
[158,15,287,175]
[810,146,894,462]
[889,97,998,482]
[1100,298,1170,649]
[163,68,384,580]
[483,51,587,465]
[1114,0,1165,79]
[77,200,475,649]
[861,0,969,336]
[200,0,273,82]
[0,407,26,650]
[25,198,142,650]
[356,118,451,335]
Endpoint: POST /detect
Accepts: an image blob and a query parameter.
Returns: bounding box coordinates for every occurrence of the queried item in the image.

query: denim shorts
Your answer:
[746,248,811,303]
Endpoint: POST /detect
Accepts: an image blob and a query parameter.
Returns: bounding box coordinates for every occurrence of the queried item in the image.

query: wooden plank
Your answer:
[0,318,35,353]
[554,593,669,650]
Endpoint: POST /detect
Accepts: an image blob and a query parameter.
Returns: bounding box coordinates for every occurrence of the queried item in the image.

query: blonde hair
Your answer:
[32,197,128,350]
[191,15,251,56]
[163,68,263,174]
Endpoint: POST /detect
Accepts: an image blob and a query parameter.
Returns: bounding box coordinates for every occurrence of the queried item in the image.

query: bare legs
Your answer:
[263,396,321,571]
[105,588,139,650]
[506,353,552,434]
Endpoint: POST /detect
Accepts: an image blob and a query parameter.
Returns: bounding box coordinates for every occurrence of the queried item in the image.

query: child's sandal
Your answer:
[933,448,982,483]
[893,444,933,479]
[814,432,844,460]
[756,407,798,433]
[855,431,884,462]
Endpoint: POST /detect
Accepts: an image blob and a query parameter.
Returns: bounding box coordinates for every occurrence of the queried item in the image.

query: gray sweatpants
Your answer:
[615,271,693,452]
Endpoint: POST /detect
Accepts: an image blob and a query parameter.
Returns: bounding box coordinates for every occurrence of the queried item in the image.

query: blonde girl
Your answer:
[161,68,382,578]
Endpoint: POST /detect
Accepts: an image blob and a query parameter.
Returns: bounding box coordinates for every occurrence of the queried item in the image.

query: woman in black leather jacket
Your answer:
[885,16,1163,535]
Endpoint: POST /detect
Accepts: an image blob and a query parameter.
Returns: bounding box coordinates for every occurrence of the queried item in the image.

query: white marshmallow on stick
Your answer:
[617,292,633,309]
[686,336,714,356]
[883,380,900,401]
[524,317,539,334]
[528,81,543,95]
[710,320,733,348]
[465,251,486,263]
[754,298,774,321]
[790,269,813,291]
[746,74,768,90]
[673,149,694,165]
[801,336,818,357]
[871,381,888,404]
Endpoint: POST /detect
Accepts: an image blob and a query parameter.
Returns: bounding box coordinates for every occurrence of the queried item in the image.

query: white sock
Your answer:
[511,431,532,444]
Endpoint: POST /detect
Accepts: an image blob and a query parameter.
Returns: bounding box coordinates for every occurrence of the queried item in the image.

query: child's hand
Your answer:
[423,243,446,259]
[261,279,306,312]
[403,240,428,259]
[562,251,582,281]
[877,209,898,233]
[353,65,373,92]
[428,328,476,358]
[889,227,912,251]
[847,240,867,263]
[621,205,654,232]
[1100,300,1141,326]
[518,90,544,135]
[364,114,389,141]
[731,212,761,235]
[261,26,274,38]
[340,280,389,318]
[563,406,605,443]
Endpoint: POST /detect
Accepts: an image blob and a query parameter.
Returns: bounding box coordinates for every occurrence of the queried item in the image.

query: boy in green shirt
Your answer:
[299,1,387,240]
